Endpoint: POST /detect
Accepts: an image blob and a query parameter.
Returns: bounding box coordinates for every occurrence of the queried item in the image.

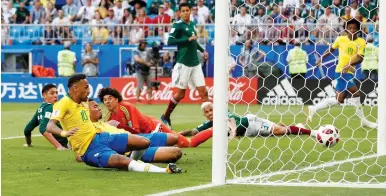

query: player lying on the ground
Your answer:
[46,74,181,173]
[98,87,212,148]
[308,18,376,129]
[161,3,210,129]
[180,102,317,138]
[24,84,69,150]
[88,99,182,163]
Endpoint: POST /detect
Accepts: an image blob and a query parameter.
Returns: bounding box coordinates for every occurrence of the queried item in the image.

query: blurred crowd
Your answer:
[0,0,380,46]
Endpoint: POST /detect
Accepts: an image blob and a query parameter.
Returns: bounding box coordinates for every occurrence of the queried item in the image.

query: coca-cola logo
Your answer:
[121,80,247,101]
[121,81,173,101]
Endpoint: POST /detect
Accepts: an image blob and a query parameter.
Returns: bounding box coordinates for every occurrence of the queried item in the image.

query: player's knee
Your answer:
[141,138,151,149]
[169,147,183,162]
[166,133,179,146]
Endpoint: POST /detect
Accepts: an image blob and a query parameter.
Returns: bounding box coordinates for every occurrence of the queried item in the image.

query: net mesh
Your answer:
[226,0,385,185]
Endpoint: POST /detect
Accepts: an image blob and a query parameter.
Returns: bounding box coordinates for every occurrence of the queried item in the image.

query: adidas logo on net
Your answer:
[262,79,303,105]
[312,80,378,106]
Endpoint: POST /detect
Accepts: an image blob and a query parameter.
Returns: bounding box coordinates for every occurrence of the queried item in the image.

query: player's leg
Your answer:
[141,147,182,163]
[308,73,345,122]
[144,75,152,103]
[192,64,209,101]
[136,74,145,102]
[162,63,191,127]
[347,83,377,128]
[189,128,213,147]
[82,133,182,173]
[102,132,150,153]
[150,121,179,146]
[272,124,317,137]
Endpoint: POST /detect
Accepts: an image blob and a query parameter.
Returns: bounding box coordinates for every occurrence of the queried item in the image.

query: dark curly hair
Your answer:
[97,87,123,103]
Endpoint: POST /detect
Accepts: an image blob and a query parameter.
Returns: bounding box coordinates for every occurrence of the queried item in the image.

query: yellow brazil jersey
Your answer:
[331,36,366,75]
[93,121,128,134]
[51,95,100,156]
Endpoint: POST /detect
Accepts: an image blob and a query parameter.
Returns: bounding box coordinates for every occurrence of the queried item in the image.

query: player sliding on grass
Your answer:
[24,84,69,150]
[180,102,318,138]
[46,74,181,173]
[308,18,377,129]
[88,99,182,163]
[161,3,209,129]
[98,87,212,148]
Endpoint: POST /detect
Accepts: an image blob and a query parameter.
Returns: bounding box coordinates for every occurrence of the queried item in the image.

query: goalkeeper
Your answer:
[308,18,377,129]
[180,102,317,138]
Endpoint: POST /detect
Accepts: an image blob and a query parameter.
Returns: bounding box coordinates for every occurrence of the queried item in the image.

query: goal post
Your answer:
[377,0,386,156]
[212,0,386,188]
[212,0,230,185]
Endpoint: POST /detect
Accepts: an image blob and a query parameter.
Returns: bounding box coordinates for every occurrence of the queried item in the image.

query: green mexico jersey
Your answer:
[24,102,62,135]
[168,20,204,66]
[195,113,249,136]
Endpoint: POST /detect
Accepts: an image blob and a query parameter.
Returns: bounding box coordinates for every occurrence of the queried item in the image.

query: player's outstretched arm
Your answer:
[316,47,336,66]
[23,112,39,147]
[46,119,77,137]
[179,129,199,136]
[42,132,68,150]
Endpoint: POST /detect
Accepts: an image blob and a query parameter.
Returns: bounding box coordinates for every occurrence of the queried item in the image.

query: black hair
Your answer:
[344,18,361,31]
[179,3,190,10]
[97,87,123,103]
[42,84,57,94]
[67,74,86,88]
[88,98,94,102]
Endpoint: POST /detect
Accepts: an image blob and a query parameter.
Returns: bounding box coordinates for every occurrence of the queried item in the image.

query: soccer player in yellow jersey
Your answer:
[308,19,377,128]
[46,74,181,173]
[87,99,182,163]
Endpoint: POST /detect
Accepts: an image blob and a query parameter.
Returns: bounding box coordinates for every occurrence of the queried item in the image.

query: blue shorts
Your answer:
[82,132,129,168]
[138,132,168,162]
[335,73,356,92]
[138,132,168,147]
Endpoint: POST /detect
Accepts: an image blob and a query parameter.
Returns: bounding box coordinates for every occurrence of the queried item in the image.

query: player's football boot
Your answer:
[166,163,182,174]
[161,115,173,130]
[361,119,377,129]
[307,106,316,123]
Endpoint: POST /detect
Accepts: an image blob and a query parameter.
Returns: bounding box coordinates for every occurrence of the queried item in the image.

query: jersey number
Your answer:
[347,47,354,55]
[80,110,88,122]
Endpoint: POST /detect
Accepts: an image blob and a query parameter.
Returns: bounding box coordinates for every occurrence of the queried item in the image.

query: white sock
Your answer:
[351,97,365,120]
[128,160,166,173]
[310,130,317,138]
[130,150,146,161]
[314,97,339,111]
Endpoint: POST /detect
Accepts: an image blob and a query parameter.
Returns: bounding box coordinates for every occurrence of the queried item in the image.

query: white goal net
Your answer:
[213,0,386,188]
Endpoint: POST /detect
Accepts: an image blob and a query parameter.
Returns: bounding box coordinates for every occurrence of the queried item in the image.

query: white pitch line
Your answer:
[1,135,42,140]
[146,183,220,196]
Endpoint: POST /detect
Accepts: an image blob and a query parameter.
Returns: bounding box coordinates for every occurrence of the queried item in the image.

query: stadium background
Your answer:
[1,0,383,195]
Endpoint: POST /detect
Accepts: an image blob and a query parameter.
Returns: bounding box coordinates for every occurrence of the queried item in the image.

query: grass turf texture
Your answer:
[2,103,385,195]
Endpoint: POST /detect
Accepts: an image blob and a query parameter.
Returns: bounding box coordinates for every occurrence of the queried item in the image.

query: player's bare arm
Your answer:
[342,54,364,73]
[316,47,336,66]
[179,129,199,136]
[42,132,68,150]
[227,118,237,139]
[46,119,78,137]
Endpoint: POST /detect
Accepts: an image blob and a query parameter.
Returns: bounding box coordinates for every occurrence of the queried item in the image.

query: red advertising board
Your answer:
[110,77,258,104]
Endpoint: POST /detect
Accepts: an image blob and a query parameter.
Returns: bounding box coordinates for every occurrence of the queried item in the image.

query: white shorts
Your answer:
[244,114,275,137]
[172,63,205,89]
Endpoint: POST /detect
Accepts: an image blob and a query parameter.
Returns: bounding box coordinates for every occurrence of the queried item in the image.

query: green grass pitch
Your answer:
[2,103,386,195]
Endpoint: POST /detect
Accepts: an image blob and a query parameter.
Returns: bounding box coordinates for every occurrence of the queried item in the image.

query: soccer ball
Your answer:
[316,125,340,147]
